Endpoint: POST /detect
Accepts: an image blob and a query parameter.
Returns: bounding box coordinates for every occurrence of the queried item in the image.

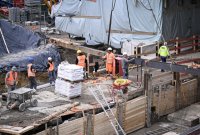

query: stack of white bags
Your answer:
[57,62,84,81]
[55,78,82,97]
[55,62,83,98]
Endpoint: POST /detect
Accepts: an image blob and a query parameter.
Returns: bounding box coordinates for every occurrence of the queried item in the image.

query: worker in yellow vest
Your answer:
[158,42,170,72]
[76,50,88,78]
[5,66,18,104]
[102,47,115,76]
[47,57,56,85]
[27,57,37,90]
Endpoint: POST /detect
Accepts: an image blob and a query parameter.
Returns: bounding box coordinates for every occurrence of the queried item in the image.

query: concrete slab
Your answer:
[168,103,200,127]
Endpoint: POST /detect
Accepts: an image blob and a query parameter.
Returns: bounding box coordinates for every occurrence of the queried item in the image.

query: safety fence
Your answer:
[129,35,200,58]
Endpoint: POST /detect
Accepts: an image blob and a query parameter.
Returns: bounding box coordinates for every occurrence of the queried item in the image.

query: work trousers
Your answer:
[160,56,167,72]
[7,85,16,104]
[28,76,37,89]
[123,68,128,79]
[48,70,56,84]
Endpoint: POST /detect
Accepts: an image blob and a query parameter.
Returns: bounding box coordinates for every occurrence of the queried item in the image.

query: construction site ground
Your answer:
[0,31,199,134]
[0,75,141,128]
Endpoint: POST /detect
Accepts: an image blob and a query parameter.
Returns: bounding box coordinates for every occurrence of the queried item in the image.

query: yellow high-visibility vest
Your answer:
[158,46,169,57]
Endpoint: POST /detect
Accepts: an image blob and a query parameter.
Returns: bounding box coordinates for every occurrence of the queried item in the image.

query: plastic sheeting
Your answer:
[51,0,162,48]
[162,0,200,40]
[0,44,61,72]
[0,19,41,56]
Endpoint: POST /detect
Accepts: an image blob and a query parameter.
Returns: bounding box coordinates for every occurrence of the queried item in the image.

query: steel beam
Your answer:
[132,58,200,76]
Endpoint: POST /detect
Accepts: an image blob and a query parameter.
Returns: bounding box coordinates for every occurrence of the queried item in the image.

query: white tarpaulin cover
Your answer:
[51,0,162,48]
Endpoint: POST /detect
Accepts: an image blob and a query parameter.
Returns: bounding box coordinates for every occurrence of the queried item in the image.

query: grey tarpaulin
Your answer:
[0,19,41,56]
[162,0,200,40]
[51,0,162,48]
[0,44,61,73]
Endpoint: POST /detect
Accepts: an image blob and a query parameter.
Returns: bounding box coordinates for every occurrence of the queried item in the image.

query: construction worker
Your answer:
[76,50,88,78]
[47,57,56,85]
[5,66,18,104]
[122,52,135,79]
[102,47,115,76]
[27,57,37,90]
[158,42,170,72]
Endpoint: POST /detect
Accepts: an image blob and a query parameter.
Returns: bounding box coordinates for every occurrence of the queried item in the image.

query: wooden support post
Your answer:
[156,42,162,56]
[87,53,94,74]
[45,123,48,135]
[137,46,141,58]
[134,47,137,57]
[175,37,180,54]
[87,53,90,74]
[144,70,152,128]
[157,85,162,118]
[173,72,181,110]
[193,35,199,51]
[116,101,126,130]
[84,113,94,135]
[197,76,200,102]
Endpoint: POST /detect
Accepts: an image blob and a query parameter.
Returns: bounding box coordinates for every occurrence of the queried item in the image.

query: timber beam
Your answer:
[49,37,106,56]
[132,58,200,76]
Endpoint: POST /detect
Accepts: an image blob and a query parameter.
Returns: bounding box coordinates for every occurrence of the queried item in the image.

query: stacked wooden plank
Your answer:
[124,96,146,134]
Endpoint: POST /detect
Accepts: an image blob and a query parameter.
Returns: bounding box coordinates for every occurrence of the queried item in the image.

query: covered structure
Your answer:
[51,0,200,49]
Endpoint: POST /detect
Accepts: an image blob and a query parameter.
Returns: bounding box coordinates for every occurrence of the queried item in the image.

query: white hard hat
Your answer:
[164,42,167,45]
[123,52,127,55]
[48,57,52,61]
[107,47,112,51]
[77,50,81,53]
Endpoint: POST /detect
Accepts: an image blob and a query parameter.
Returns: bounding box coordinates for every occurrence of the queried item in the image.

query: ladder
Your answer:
[89,85,126,135]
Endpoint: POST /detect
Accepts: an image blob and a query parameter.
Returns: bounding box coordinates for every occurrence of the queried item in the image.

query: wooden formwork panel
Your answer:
[93,110,116,135]
[36,96,147,135]
[153,79,198,117]
[124,96,147,134]
[36,118,84,135]
[153,85,176,116]
[180,79,198,108]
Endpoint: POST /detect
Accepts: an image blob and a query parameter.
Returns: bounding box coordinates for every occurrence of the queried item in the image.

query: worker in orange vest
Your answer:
[27,57,37,91]
[102,47,115,76]
[5,66,18,104]
[76,50,88,78]
[47,57,56,85]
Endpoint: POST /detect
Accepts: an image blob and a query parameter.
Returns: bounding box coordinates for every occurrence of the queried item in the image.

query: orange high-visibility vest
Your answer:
[77,55,86,67]
[6,71,18,85]
[106,52,115,64]
[48,62,54,71]
[27,64,35,77]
